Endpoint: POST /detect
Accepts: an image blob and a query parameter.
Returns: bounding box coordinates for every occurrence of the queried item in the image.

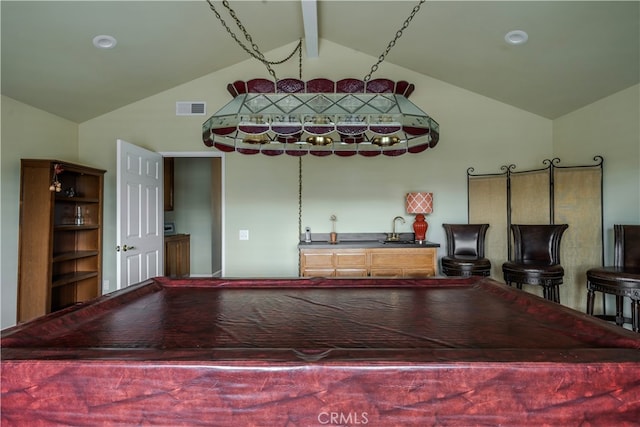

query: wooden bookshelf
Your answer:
[18,159,105,323]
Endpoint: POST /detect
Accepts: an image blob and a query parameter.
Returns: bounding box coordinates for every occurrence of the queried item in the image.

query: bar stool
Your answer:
[502,224,569,303]
[441,224,491,277]
[586,225,640,332]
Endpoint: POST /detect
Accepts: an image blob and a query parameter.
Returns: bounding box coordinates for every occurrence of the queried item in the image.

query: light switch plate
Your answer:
[239,229,249,240]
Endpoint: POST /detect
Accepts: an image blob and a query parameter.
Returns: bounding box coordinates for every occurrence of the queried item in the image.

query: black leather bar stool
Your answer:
[441,224,491,277]
[586,225,640,332]
[502,224,569,303]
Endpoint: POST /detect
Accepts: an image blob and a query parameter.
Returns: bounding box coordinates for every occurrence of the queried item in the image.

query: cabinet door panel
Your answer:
[370,268,403,277]
[369,250,407,267]
[402,268,435,278]
[302,269,335,278]
[335,250,367,268]
[335,269,368,277]
[164,234,190,277]
[300,247,438,278]
[301,252,334,268]
[369,248,437,276]
[399,253,435,269]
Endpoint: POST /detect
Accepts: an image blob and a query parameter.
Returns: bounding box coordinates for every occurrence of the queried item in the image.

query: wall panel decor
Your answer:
[467,171,508,279]
[510,169,550,225]
[468,157,603,312]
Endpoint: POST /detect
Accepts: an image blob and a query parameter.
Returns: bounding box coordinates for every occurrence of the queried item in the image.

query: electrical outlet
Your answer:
[239,229,249,240]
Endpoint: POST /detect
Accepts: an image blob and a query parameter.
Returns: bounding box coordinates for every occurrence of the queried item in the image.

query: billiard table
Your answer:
[2,276,639,426]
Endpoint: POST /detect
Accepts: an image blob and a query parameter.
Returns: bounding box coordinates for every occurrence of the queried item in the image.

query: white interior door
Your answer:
[116,139,164,289]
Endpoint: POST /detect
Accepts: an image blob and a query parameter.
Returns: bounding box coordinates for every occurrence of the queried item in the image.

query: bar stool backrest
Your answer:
[615,224,640,268]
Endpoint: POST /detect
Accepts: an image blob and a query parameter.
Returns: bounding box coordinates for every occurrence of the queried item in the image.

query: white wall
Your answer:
[3,41,637,329]
[1,95,79,327]
[172,157,214,275]
[76,39,551,288]
[554,84,640,263]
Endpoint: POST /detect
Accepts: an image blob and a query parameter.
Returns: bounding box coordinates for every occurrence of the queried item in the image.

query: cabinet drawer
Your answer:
[335,250,367,268]
[300,247,438,277]
[402,268,435,278]
[302,268,335,278]
[335,269,368,277]
[369,248,435,268]
[301,252,334,268]
[369,268,403,277]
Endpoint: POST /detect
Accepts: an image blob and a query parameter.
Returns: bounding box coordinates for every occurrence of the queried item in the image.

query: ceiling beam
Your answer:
[301,0,319,58]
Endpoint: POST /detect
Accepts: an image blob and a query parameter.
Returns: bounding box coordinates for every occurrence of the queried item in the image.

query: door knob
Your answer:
[116,245,135,252]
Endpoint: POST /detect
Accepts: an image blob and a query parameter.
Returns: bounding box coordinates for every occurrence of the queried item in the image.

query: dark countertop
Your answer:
[298,232,440,249]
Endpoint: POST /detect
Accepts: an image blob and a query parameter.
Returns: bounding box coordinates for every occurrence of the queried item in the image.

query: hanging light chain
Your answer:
[207,0,423,82]
[206,0,302,82]
[298,157,303,240]
[363,0,426,82]
[222,0,264,60]
[298,156,303,274]
[298,37,303,79]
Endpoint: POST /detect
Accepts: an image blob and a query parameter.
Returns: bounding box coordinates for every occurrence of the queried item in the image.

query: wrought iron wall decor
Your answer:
[467,156,604,312]
[467,156,604,256]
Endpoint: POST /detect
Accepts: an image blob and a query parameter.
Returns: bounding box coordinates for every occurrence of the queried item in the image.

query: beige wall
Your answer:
[2,40,637,328]
[1,95,79,327]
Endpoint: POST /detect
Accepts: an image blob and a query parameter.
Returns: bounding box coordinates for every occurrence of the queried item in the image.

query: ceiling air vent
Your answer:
[176,102,206,116]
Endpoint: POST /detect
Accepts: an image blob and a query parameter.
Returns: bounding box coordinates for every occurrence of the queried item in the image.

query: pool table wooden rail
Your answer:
[2,276,639,426]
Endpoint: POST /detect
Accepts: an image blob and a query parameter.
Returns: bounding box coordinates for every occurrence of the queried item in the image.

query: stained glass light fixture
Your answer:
[202,77,439,157]
[202,0,437,157]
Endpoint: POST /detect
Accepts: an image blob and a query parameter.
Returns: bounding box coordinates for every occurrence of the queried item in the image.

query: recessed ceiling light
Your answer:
[504,30,528,46]
[92,35,117,49]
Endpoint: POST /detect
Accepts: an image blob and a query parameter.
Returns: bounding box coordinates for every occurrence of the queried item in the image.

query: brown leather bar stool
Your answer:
[502,224,569,303]
[586,225,640,332]
[441,224,491,277]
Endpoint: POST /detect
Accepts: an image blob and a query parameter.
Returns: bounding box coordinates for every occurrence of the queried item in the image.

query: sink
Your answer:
[380,239,416,245]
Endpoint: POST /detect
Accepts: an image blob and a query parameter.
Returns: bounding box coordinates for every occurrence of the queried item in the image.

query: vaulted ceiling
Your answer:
[2,1,638,123]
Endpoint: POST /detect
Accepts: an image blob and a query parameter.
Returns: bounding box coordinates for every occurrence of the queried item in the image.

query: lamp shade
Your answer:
[406,192,433,214]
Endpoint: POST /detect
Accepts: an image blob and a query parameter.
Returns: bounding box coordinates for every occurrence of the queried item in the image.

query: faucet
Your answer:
[388,216,405,241]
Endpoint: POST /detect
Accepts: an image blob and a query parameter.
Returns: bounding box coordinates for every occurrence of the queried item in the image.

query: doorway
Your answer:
[161,152,224,277]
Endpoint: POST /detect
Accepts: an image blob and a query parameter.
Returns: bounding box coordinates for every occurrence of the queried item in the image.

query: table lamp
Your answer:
[406,192,433,243]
